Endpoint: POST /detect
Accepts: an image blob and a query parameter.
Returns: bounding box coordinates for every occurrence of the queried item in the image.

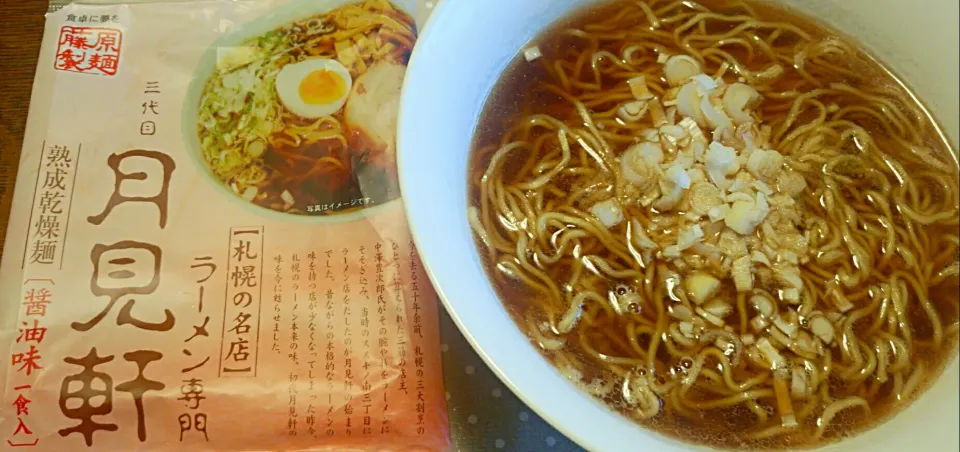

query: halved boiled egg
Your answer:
[275,58,352,119]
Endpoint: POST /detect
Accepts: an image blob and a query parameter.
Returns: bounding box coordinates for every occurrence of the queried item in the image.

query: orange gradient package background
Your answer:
[0,1,450,450]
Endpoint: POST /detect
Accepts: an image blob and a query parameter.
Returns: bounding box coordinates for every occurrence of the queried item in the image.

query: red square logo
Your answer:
[54,26,123,76]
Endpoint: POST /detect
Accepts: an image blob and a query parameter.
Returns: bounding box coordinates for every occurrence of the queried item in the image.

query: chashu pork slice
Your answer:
[344,60,406,168]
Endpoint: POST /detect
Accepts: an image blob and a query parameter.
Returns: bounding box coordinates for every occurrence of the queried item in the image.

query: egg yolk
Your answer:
[298,69,347,105]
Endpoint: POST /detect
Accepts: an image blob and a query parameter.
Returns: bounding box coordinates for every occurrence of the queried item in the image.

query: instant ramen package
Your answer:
[0,1,450,450]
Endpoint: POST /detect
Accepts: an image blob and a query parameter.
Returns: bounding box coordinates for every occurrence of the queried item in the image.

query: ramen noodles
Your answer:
[468,0,960,449]
[196,0,416,215]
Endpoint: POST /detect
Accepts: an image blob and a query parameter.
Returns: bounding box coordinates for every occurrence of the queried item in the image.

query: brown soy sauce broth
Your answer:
[469,0,959,450]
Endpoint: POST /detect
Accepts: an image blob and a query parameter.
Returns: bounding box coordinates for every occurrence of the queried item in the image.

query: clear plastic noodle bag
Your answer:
[0,1,450,450]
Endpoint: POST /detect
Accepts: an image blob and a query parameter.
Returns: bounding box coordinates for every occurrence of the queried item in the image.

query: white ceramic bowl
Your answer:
[398,0,960,450]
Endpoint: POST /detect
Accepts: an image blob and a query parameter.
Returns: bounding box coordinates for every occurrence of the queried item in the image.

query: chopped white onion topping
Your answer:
[590,199,624,228]
[685,272,721,305]
[725,192,769,235]
[809,316,836,344]
[664,55,701,86]
[722,82,761,124]
[523,46,542,62]
[677,224,704,250]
